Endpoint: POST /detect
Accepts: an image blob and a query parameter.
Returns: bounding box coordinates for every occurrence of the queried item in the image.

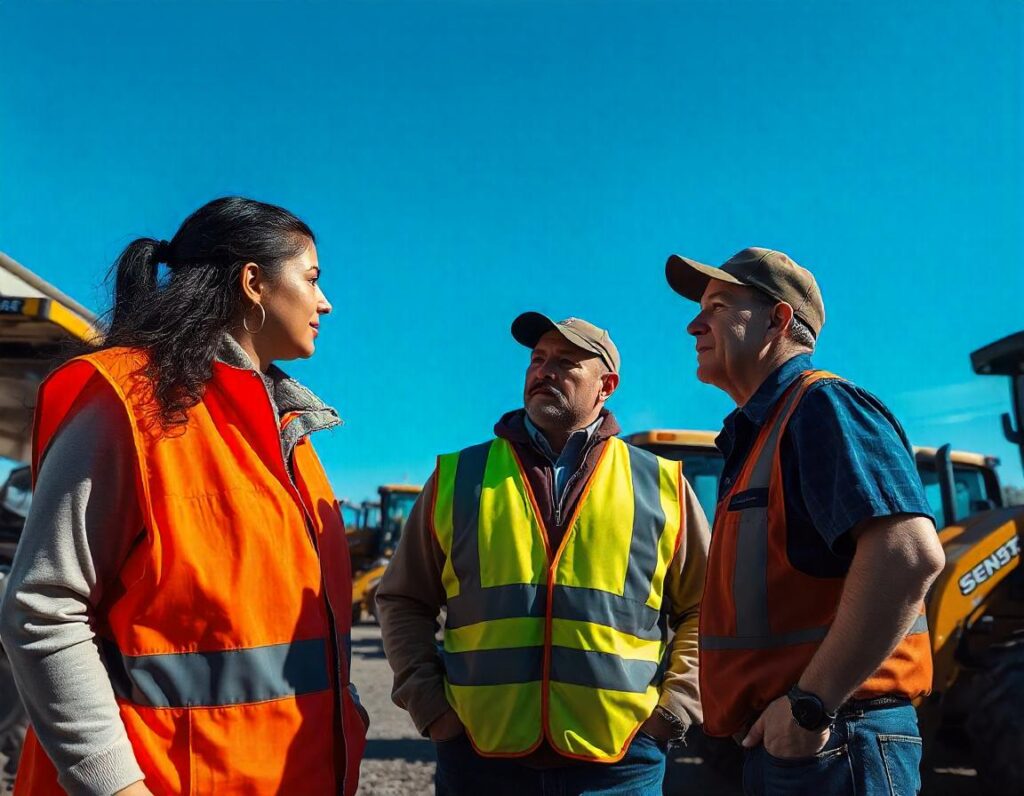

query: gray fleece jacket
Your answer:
[0,336,340,795]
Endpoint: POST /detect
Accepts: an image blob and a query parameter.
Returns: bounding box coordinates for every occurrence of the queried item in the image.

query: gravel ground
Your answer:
[351,623,981,795]
[351,624,435,795]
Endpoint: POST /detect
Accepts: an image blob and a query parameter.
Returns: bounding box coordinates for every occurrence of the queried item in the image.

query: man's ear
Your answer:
[768,301,795,340]
[598,371,620,402]
[238,262,264,304]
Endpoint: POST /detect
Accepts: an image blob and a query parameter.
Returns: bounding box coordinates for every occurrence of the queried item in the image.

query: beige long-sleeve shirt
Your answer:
[376,427,710,758]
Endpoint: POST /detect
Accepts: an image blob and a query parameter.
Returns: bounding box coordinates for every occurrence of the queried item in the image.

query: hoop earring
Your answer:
[243,303,266,334]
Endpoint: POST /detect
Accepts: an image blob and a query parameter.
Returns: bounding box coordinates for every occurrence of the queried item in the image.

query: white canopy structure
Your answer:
[0,252,98,463]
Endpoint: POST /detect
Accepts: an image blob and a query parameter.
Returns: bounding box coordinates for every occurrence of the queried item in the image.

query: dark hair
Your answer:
[748,287,817,349]
[94,196,315,426]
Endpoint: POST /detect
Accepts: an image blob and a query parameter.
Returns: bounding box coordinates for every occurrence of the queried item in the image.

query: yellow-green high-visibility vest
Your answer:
[431,435,685,762]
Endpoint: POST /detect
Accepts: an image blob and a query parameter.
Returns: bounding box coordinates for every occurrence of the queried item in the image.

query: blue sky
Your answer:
[2,0,1022,500]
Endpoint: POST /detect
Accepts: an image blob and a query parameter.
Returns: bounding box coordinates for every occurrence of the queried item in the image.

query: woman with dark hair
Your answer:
[0,197,367,795]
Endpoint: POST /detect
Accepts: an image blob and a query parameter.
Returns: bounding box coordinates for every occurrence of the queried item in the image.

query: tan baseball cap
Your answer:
[511,312,621,373]
[665,247,825,337]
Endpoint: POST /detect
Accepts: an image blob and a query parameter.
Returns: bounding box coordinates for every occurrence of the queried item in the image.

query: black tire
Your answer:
[965,637,1024,795]
[0,565,27,792]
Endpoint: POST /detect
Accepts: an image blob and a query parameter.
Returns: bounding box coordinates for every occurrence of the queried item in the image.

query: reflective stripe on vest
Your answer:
[700,613,929,651]
[698,370,933,737]
[103,637,336,708]
[432,436,683,761]
[703,379,822,650]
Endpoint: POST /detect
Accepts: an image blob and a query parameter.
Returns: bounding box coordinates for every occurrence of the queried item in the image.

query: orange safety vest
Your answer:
[15,347,366,795]
[699,370,932,737]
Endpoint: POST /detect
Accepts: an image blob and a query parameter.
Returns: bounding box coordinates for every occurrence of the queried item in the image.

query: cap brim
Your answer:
[665,254,745,301]
[511,311,559,348]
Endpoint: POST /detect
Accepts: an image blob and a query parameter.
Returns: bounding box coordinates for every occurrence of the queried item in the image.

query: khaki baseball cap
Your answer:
[665,247,825,337]
[511,312,621,373]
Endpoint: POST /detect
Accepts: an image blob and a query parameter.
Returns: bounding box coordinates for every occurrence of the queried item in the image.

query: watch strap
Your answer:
[786,685,837,731]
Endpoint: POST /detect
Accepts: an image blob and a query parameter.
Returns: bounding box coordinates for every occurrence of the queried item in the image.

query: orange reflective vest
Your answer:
[15,347,366,795]
[699,370,932,737]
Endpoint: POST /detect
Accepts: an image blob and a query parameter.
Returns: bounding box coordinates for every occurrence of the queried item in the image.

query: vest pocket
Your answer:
[186,694,338,793]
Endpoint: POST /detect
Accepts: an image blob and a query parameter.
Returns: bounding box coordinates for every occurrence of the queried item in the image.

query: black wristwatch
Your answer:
[786,685,837,731]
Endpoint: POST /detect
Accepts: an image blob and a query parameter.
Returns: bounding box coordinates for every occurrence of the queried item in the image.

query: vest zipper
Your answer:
[512,440,613,757]
[251,373,348,795]
[550,474,560,526]
[552,431,603,527]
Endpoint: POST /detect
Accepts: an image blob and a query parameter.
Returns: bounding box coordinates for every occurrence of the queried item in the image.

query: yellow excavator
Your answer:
[347,484,422,623]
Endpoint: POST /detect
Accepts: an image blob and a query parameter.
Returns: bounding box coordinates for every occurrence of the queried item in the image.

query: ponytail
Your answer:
[110,238,163,333]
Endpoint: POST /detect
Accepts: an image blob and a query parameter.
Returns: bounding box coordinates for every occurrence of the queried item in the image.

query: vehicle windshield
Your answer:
[639,445,725,522]
[381,491,420,548]
[364,503,382,531]
[917,462,1000,527]
[340,503,362,530]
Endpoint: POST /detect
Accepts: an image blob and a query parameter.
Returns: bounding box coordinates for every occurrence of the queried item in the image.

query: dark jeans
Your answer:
[434,732,667,796]
[742,704,922,796]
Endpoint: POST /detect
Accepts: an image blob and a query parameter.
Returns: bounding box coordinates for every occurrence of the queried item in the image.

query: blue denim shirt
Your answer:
[524,415,603,502]
[716,354,933,576]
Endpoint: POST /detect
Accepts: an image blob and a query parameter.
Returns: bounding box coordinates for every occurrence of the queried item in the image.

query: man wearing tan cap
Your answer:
[377,312,710,795]
[666,248,944,795]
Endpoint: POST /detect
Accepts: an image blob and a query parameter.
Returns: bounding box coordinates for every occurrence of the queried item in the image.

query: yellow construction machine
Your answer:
[627,331,1024,793]
[347,484,422,623]
[0,252,97,788]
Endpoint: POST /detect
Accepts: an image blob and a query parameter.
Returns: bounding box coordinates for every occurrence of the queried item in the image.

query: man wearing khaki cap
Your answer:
[665,248,944,795]
[377,312,710,795]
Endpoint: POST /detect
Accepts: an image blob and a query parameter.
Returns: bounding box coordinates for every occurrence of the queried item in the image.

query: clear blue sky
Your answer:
[2,0,1022,500]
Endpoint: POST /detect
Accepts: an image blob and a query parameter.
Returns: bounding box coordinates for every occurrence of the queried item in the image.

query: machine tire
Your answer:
[0,565,27,792]
[966,637,1024,795]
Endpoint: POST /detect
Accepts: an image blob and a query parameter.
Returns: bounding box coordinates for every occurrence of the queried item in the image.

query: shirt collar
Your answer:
[216,332,340,421]
[716,354,812,455]
[740,352,815,426]
[523,414,603,461]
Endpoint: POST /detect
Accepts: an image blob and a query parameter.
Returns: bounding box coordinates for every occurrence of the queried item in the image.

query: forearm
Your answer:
[659,610,700,729]
[657,478,710,728]
[798,514,944,710]
[3,586,143,796]
[375,591,450,734]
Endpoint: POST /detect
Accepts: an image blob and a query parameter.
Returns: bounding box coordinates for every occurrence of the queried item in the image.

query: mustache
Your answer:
[528,383,564,398]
